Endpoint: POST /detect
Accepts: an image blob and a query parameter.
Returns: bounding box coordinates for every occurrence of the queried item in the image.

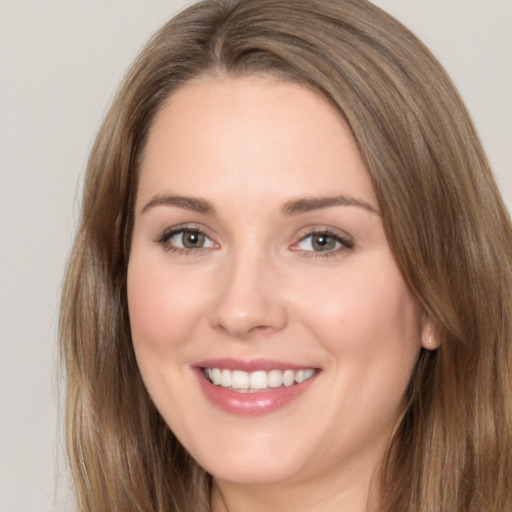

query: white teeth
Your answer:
[212,368,221,385]
[204,367,317,391]
[303,368,315,380]
[249,371,268,390]
[283,369,295,387]
[267,369,283,388]
[221,369,232,387]
[231,370,249,389]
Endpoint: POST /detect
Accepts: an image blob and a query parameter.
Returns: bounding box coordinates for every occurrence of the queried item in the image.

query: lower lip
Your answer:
[194,368,318,417]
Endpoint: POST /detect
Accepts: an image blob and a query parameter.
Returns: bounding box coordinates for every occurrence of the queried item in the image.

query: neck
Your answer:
[210,452,381,512]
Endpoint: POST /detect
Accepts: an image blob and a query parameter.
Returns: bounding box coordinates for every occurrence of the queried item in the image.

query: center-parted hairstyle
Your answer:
[60,1,512,510]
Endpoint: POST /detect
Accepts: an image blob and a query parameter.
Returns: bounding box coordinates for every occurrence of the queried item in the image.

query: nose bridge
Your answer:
[207,240,287,338]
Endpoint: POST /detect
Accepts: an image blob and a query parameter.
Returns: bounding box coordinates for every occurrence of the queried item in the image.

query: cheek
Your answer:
[127,256,207,356]
[291,256,421,375]
[126,254,210,428]
[290,259,421,441]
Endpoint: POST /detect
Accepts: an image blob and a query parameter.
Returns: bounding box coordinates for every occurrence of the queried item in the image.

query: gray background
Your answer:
[1,1,510,511]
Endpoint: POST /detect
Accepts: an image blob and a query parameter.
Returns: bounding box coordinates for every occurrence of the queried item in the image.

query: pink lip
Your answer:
[192,360,319,417]
[194,358,310,372]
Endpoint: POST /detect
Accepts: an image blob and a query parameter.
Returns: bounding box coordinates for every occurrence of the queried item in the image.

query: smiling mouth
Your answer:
[202,367,317,393]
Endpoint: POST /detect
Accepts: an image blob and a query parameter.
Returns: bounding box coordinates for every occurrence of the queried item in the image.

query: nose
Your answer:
[207,250,288,339]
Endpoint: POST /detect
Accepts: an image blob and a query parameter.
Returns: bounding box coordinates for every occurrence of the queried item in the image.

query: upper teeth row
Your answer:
[205,368,316,390]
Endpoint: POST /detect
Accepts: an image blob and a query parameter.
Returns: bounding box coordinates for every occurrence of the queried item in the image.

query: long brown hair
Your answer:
[60,1,512,510]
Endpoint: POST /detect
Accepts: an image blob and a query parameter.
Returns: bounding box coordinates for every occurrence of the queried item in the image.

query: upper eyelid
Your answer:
[300,233,353,249]
[294,225,353,242]
[291,226,354,253]
[157,223,214,240]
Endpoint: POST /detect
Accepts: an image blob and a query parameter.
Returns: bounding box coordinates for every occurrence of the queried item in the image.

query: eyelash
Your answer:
[291,228,354,258]
[156,225,353,257]
[156,224,217,255]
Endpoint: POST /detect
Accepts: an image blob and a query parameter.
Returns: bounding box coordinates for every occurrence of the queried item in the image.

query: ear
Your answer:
[420,311,439,350]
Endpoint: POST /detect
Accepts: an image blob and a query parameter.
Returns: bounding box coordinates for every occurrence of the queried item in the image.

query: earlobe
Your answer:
[420,312,439,350]
[424,335,437,349]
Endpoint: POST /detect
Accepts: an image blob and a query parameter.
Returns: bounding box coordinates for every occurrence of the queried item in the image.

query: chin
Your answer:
[204,459,302,486]
[191,437,309,486]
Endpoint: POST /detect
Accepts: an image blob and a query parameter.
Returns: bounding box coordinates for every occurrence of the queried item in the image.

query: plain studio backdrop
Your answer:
[0,1,510,511]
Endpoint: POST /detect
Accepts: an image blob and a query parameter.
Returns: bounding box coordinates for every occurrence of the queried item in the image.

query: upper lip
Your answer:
[193,358,318,372]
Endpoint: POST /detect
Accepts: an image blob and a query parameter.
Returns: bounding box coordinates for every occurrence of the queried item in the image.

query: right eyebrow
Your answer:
[140,195,216,215]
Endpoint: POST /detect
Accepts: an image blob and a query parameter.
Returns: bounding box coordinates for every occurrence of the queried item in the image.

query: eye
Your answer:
[158,227,217,253]
[171,230,210,249]
[292,230,353,255]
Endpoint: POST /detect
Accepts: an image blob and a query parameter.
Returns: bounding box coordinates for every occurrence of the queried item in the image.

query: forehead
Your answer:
[138,75,376,210]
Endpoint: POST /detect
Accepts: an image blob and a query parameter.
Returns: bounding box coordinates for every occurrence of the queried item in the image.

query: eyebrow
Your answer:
[141,195,216,215]
[140,193,379,217]
[281,195,380,216]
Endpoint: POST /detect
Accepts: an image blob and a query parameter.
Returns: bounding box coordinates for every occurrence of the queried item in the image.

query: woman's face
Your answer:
[128,76,428,489]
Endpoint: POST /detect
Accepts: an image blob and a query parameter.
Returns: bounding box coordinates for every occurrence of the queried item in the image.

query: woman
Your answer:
[59,0,512,510]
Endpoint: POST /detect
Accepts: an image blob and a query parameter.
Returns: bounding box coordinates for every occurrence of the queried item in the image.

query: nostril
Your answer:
[212,320,275,339]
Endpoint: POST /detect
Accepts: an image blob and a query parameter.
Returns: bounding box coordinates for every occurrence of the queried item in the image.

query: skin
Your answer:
[127,75,433,512]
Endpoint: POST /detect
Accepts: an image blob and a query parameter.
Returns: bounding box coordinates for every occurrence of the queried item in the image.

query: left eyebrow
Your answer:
[281,195,380,216]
